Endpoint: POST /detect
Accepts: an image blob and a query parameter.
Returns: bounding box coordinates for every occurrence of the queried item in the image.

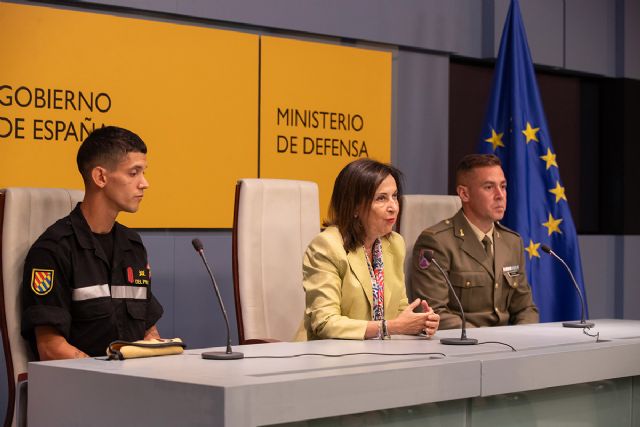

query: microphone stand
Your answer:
[192,239,244,360]
[430,258,478,345]
[541,245,594,328]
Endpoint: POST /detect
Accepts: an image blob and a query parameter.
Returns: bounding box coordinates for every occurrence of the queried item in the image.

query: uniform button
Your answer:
[465,281,471,287]
[494,306,499,312]
[495,282,499,289]
[514,281,518,287]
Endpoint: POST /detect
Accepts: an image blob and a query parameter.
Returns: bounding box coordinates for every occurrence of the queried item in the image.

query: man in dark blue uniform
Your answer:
[21,126,164,359]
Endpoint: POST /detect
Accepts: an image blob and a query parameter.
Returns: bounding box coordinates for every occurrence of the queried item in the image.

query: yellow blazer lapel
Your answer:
[346,246,373,308]
[381,236,394,315]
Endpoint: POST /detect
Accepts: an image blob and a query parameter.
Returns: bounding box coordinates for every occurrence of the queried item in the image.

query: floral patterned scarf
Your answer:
[364,238,385,321]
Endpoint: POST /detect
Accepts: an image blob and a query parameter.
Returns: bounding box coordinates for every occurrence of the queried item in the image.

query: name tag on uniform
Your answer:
[503,265,520,277]
[125,266,150,285]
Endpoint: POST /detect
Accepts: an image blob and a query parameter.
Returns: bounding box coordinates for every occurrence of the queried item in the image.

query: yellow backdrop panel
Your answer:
[260,36,392,221]
[0,3,258,228]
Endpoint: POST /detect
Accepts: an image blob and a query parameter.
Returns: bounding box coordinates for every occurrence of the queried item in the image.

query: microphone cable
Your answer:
[185,344,521,358]
[477,341,517,351]
[242,351,446,359]
[582,326,600,342]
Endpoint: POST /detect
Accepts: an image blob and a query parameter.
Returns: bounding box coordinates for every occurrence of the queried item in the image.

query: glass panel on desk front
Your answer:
[271,377,637,427]
[273,399,467,427]
[472,377,632,427]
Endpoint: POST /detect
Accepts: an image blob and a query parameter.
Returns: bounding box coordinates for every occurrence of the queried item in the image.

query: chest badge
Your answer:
[126,267,134,284]
[31,269,54,295]
[503,265,520,274]
[125,266,150,285]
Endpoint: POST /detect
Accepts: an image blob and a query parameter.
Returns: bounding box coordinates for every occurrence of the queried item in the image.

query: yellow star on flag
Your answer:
[542,213,563,236]
[485,128,505,151]
[522,122,540,144]
[540,148,558,170]
[549,181,567,203]
[525,240,541,259]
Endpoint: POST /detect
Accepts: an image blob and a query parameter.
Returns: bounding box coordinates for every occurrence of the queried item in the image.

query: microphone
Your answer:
[192,238,244,360]
[425,250,478,345]
[540,244,594,328]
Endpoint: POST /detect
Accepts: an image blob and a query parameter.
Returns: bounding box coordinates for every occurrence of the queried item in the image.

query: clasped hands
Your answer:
[387,298,440,337]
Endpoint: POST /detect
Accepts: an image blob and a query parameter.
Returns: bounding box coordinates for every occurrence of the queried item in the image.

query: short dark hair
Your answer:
[77,126,147,183]
[455,153,502,186]
[326,158,403,252]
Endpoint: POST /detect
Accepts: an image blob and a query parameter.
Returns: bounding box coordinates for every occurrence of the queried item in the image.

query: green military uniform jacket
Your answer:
[410,209,538,330]
[302,226,409,340]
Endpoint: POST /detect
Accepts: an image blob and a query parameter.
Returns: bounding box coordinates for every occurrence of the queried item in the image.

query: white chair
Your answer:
[0,187,84,427]
[232,179,320,343]
[397,195,461,299]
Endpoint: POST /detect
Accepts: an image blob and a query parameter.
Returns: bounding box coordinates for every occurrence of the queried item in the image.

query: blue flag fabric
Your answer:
[477,0,587,322]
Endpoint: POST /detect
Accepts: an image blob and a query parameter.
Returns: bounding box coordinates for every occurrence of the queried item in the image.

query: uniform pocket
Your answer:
[125,299,147,320]
[70,299,116,356]
[503,271,521,309]
[124,300,148,341]
[71,298,113,321]
[450,271,492,313]
[503,271,521,288]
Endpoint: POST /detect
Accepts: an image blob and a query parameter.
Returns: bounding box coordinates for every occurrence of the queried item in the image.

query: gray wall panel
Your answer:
[80,0,461,52]
[623,236,640,320]
[622,0,640,78]
[140,233,176,337]
[67,0,638,77]
[395,50,450,195]
[565,0,616,76]
[172,233,237,349]
[492,0,564,67]
[449,0,484,58]
[142,232,238,349]
[578,235,617,319]
[178,0,469,54]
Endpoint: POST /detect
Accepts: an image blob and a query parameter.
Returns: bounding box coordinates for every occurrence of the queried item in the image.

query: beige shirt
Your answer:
[463,211,494,250]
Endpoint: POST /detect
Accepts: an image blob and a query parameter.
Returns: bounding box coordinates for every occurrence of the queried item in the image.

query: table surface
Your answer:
[28,319,640,426]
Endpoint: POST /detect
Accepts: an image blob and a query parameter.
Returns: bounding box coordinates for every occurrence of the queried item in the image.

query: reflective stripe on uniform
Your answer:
[111,286,147,300]
[72,284,110,301]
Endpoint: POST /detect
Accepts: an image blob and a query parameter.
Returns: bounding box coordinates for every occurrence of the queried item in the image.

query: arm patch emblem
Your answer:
[31,269,54,295]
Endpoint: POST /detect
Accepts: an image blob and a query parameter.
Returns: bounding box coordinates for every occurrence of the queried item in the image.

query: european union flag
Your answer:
[477,0,587,322]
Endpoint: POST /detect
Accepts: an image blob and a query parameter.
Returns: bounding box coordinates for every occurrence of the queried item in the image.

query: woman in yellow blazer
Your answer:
[303,159,440,340]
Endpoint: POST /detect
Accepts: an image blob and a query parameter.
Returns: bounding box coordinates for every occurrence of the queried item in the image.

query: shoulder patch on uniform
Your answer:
[418,249,432,269]
[31,269,54,295]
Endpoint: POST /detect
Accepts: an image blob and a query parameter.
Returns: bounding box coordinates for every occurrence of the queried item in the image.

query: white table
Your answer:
[28,319,640,426]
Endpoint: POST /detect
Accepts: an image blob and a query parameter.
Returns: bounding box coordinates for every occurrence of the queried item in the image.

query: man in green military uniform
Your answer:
[411,154,539,329]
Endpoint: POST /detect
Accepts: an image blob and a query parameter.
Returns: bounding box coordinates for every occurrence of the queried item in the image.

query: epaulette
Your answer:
[495,221,520,237]
[38,217,74,242]
[118,223,143,244]
[428,217,455,235]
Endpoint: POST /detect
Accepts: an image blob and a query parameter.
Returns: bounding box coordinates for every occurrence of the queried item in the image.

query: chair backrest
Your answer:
[397,194,461,297]
[232,179,320,343]
[0,187,84,427]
